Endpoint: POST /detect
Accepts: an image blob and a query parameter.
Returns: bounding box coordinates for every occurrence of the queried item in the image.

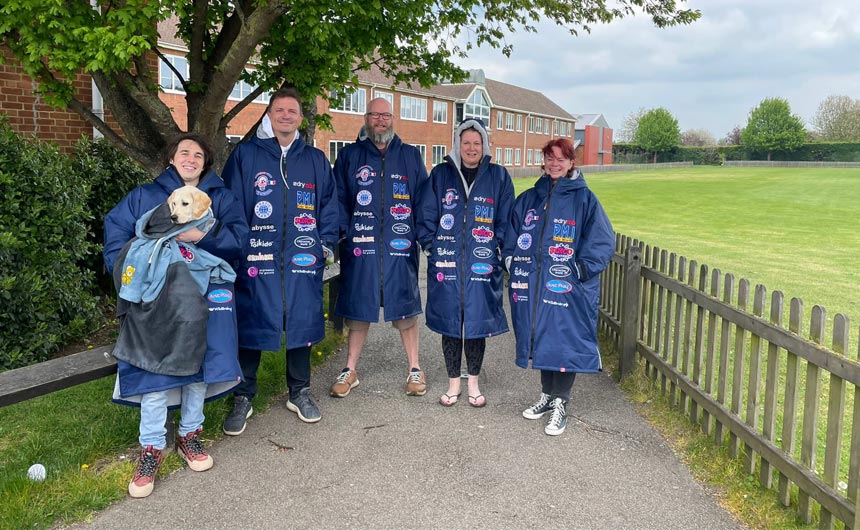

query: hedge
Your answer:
[0,120,151,370]
[613,141,860,164]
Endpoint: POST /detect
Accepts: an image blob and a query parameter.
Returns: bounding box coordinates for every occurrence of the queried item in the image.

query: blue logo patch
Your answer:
[292,254,317,267]
[471,263,493,275]
[294,236,316,249]
[473,247,493,259]
[550,264,572,278]
[390,238,412,251]
[392,223,411,235]
[440,214,455,230]
[545,279,573,294]
[208,289,233,304]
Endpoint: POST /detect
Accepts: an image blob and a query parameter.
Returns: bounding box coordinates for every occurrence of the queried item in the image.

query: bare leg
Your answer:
[346,327,369,370]
[400,323,420,370]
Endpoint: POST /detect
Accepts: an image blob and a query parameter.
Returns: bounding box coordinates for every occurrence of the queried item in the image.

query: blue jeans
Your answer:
[139,382,207,449]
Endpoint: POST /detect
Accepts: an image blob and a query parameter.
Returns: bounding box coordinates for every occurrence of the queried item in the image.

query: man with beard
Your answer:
[330,97,429,399]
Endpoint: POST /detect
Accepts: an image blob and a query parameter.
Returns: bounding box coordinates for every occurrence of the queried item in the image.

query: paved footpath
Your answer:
[72,261,747,530]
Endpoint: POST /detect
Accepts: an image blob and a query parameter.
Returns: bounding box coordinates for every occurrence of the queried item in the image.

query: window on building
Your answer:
[495,147,502,162]
[544,120,550,135]
[553,120,559,136]
[496,111,504,130]
[528,116,535,133]
[229,71,270,103]
[374,90,394,106]
[516,114,523,132]
[160,54,188,93]
[401,96,428,121]
[432,145,447,165]
[536,118,543,134]
[465,88,491,123]
[433,101,448,124]
[514,149,521,165]
[568,123,573,137]
[527,149,533,165]
[504,148,513,165]
[415,144,427,163]
[329,140,350,165]
[331,88,367,114]
[536,151,543,165]
[505,112,514,131]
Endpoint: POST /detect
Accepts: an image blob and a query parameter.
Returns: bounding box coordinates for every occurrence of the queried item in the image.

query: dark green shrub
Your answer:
[0,119,101,370]
[73,137,151,294]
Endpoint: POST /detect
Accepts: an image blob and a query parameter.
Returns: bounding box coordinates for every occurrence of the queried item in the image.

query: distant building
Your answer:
[574,113,613,166]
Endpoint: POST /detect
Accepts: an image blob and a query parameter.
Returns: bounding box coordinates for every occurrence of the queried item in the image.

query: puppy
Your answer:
[168,185,212,224]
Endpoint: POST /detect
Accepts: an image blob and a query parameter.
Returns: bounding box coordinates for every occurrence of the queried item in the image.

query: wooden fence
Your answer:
[600,233,860,529]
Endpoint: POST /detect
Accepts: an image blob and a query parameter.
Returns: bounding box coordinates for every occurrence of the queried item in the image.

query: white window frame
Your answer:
[544,120,550,135]
[464,88,491,123]
[505,112,514,131]
[160,54,187,93]
[495,147,502,162]
[415,144,427,164]
[374,90,394,106]
[433,101,448,124]
[400,95,428,121]
[329,140,351,165]
[504,148,513,165]
[514,148,521,166]
[432,145,447,165]
[331,87,367,114]
[568,123,573,137]
[527,149,533,166]
[528,116,535,133]
[536,118,543,135]
[496,111,504,130]
[516,114,523,132]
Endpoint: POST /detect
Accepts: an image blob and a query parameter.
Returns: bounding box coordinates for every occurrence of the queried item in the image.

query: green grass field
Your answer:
[514,166,860,347]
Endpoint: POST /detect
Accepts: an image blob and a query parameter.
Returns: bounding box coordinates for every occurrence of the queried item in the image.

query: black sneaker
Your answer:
[544,398,568,436]
[223,395,253,436]
[522,392,552,420]
[286,387,322,423]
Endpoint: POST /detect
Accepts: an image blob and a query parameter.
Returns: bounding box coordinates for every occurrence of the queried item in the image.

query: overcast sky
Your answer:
[457,0,860,140]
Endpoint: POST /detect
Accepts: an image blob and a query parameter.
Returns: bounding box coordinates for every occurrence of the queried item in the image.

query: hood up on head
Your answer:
[448,118,491,170]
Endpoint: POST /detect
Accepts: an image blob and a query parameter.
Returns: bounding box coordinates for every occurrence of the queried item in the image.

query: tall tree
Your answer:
[0,1,699,174]
[617,107,647,143]
[680,128,716,146]
[634,107,680,163]
[741,98,806,161]
[812,95,860,141]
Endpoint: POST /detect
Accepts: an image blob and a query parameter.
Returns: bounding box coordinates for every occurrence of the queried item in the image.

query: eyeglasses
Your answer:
[366,112,393,120]
[543,156,570,163]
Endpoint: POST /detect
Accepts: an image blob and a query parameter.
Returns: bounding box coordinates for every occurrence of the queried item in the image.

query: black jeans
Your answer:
[540,370,577,401]
[234,346,312,399]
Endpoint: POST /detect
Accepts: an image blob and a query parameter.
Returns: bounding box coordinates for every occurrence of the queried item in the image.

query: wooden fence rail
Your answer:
[600,233,860,529]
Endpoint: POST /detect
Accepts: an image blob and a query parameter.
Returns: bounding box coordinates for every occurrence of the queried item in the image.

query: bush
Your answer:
[73,137,151,294]
[0,119,101,370]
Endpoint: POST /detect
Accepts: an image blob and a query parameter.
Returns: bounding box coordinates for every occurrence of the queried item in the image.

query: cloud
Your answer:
[455,0,860,137]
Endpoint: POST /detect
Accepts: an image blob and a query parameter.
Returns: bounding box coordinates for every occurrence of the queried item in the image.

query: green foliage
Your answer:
[0,119,100,370]
[741,98,806,160]
[613,143,722,165]
[812,95,860,141]
[0,0,700,173]
[73,137,151,293]
[633,107,681,162]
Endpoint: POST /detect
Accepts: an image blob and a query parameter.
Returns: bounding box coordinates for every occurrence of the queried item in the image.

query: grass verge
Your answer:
[0,324,344,529]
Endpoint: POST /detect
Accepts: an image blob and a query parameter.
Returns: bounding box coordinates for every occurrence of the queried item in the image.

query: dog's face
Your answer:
[168,185,212,224]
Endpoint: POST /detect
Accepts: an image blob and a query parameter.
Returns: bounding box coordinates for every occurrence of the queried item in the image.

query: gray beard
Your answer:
[370,127,395,145]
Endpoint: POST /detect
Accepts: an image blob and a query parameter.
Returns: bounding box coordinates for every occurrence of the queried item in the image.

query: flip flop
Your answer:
[439,392,461,406]
[468,394,486,408]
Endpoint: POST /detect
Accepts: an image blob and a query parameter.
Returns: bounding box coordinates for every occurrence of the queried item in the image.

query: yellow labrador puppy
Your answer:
[168,185,212,224]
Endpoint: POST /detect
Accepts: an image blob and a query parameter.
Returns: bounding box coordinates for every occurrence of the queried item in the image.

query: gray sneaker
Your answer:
[286,388,322,423]
[223,395,253,436]
[544,398,568,436]
[522,392,552,420]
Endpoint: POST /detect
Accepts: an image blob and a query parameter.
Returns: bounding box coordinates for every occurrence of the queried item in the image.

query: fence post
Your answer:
[619,245,642,378]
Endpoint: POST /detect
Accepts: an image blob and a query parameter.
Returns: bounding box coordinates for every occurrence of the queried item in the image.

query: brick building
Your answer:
[2,23,612,172]
[574,113,614,166]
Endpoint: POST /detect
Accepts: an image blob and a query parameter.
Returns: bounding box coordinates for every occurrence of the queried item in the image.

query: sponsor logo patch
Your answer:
[392,223,410,235]
[356,190,372,206]
[353,235,375,243]
[550,264,572,278]
[552,218,575,242]
[513,267,529,277]
[294,236,316,249]
[392,182,410,200]
[178,244,195,263]
[254,172,276,196]
[247,266,259,277]
[474,203,494,223]
[522,208,539,231]
[251,224,275,232]
[294,213,316,232]
[471,263,493,275]
[390,203,412,220]
[440,214,455,231]
[247,252,274,262]
[355,165,375,186]
[435,260,456,268]
[471,226,494,243]
[254,201,273,219]
[517,233,532,250]
[510,281,528,289]
[354,223,374,232]
[292,254,317,267]
[436,248,455,256]
[548,243,574,262]
[208,289,233,304]
[296,190,315,210]
[442,189,459,210]
[390,238,412,251]
[545,279,573,294]
[473,247,493,259]
[250,238,273,248]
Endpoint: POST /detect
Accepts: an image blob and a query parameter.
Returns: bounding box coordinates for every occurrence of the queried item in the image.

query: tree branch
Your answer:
[152,48,188,93]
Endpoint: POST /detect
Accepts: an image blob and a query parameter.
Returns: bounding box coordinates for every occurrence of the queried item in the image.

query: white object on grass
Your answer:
[27,463,47,481]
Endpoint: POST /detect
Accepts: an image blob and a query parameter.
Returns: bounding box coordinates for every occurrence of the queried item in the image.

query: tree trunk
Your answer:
[653,152,658,163]
[767,151,772,161]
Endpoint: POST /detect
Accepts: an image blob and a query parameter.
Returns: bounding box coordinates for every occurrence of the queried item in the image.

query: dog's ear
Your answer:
[192,189,212,219]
